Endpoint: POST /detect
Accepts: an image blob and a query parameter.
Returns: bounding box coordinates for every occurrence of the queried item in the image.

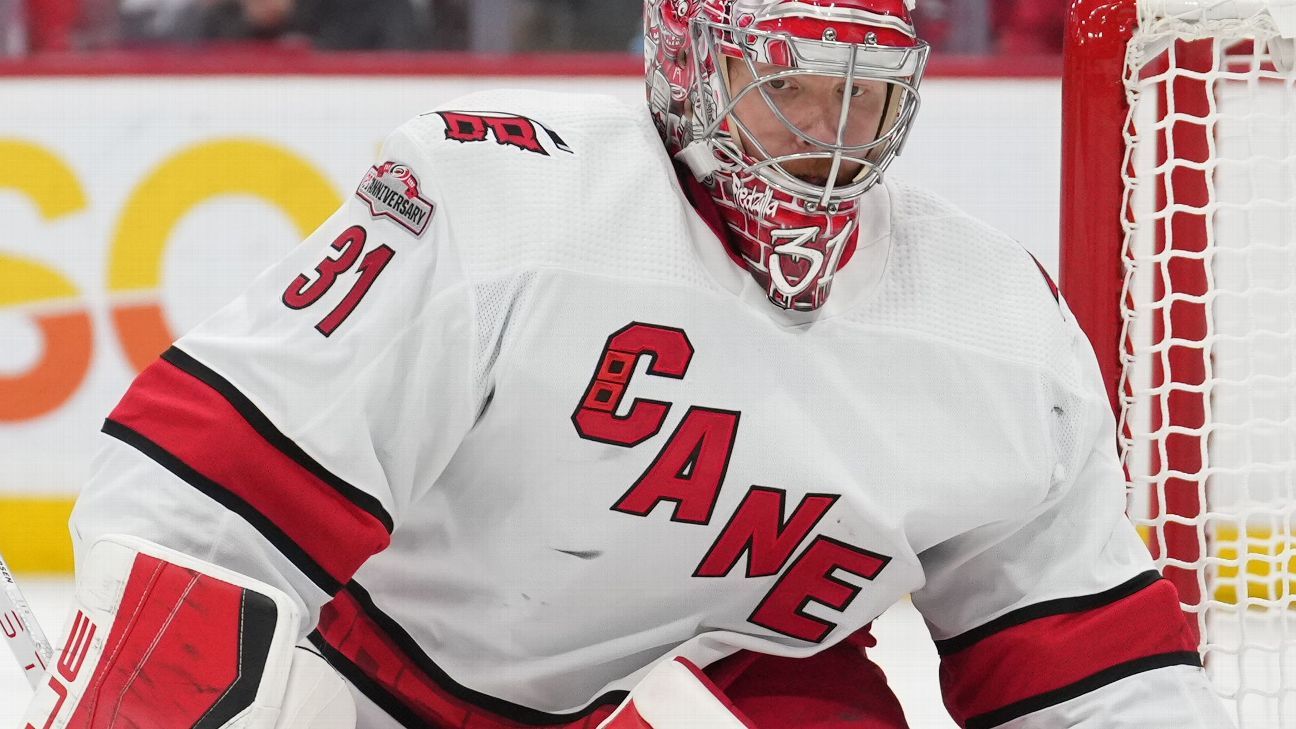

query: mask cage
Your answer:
[687,15,929,206]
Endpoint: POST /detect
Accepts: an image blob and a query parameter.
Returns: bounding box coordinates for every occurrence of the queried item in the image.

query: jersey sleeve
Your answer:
[70,123,480,627]
[910,301,1233,728]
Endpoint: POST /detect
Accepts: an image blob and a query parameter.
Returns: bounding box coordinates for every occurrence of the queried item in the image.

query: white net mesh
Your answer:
[1120,3,1296,725]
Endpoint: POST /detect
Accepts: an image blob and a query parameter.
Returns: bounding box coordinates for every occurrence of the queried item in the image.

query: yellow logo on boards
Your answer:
[0,138,340,420]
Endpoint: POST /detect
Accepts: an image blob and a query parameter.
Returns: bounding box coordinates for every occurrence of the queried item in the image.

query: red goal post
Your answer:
[1061,0,1295,725]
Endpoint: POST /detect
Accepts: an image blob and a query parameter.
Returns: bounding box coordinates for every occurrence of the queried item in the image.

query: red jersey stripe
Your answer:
[314,586,905,729]
[939,578,1199,727]
[105,352,392,592]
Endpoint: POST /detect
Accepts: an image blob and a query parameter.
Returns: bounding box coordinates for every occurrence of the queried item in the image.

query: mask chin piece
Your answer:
[818,173,839,209]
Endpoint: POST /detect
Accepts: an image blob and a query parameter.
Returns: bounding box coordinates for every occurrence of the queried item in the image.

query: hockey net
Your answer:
[1062,1,1296,725]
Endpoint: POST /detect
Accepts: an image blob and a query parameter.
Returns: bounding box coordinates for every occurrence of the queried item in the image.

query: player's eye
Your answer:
[766,78,793,91]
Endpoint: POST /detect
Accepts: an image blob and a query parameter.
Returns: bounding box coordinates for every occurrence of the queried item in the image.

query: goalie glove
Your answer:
[599,656,757,729]
[20,535,355,729]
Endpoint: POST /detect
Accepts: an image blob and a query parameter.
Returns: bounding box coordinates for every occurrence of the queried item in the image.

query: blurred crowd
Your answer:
[0,0,1064,56]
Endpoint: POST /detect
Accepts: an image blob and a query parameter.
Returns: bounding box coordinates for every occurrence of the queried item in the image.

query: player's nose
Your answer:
[792,98,847,146]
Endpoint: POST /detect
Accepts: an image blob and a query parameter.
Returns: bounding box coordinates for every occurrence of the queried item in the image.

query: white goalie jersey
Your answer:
[70,90,1228,728]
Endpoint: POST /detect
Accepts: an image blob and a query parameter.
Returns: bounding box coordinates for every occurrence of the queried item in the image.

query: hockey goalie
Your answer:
[22,1,1234,727]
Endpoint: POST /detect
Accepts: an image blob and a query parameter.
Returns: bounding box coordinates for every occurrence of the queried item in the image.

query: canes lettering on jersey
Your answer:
[572,323,695,447]
[613,406,740,525]
[694,487,839,578]
[572,322,892,643]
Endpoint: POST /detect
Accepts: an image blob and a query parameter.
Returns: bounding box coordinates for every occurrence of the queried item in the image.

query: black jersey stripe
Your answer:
[965,651,1202,729]
[102,419,343,595]
[316,582,627,727]
[935,570,1163,657]
[161,346,394,533]
[307,633,432,729]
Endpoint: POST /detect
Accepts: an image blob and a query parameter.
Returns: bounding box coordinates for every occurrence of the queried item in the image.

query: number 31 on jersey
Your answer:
[282,225,395,337]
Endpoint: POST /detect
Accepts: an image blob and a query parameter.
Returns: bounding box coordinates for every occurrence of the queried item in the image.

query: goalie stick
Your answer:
[0,549,54,690]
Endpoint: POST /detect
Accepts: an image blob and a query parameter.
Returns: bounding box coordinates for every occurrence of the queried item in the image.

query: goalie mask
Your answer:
[645,0,928,310]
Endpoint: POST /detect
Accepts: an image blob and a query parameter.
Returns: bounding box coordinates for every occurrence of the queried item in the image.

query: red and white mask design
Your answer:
[644,0,928,310]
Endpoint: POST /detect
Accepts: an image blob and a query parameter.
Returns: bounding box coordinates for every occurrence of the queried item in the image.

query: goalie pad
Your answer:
[599,657,757,729]
[20,535,355,729]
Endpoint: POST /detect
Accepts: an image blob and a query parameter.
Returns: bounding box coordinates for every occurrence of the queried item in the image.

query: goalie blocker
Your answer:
[20,536,355,729]
[22,536,757,729]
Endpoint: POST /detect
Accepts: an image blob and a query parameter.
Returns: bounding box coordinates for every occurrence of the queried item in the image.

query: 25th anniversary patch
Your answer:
[355,161,435,237]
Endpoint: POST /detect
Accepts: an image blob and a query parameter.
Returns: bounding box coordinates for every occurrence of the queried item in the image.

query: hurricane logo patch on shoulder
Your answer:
[356,161,435,236]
